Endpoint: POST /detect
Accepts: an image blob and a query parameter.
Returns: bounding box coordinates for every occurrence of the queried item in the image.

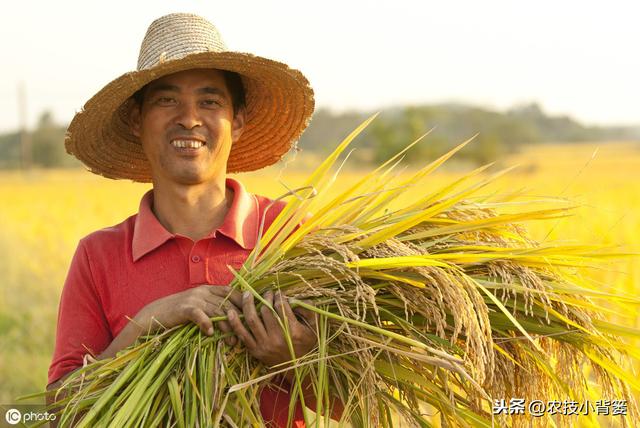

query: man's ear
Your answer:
[129,101,142,138]
[231,106,246,143]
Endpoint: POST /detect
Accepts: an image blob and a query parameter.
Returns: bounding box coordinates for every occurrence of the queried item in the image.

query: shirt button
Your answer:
[191,255,201,263]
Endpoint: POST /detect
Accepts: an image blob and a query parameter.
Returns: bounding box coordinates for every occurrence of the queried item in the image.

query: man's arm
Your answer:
[46,284,243,426]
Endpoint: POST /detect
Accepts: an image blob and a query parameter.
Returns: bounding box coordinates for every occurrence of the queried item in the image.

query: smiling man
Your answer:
[46,13,318,427]
[131,69,242,188]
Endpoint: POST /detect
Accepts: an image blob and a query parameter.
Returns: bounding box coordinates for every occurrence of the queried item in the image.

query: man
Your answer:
[47,13,322,427]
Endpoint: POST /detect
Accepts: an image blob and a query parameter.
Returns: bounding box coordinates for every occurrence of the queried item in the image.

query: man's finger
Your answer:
[290,299,318,330]
[208,285,243,308]
[260,290,280,334]
[276,293,301,328]
[273,292,287,320]
[242,291,268,343]
[216,320,237,346]
[292,305,317,329]
[186,307,215,336]
[214,319,236,346]
[202,294,239,315]
[227,309,255,349]
[275,293,310,339]
[199,301,237,345]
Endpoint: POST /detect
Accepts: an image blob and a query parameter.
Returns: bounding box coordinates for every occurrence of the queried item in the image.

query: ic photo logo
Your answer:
[3,406,57,426]
[4,408,20,425]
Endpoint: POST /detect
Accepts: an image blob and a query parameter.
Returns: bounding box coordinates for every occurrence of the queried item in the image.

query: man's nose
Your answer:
[175,102,203,129]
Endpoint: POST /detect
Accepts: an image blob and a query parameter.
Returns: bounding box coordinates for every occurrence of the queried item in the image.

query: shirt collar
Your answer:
[132,178,259,262]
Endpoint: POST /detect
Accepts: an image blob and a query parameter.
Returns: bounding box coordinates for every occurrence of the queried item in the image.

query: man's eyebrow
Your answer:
[145,84,179,95]
[145,85,227,96]
[197,87,227,97]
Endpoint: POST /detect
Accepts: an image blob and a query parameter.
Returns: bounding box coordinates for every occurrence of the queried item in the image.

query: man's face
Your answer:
[130,68,245,185]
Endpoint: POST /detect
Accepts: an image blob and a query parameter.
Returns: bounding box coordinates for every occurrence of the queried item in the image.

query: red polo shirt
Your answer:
[48,177,306,427]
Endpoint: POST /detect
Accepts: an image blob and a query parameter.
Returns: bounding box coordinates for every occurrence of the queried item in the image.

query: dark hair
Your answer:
[222,70,246,116]
[131,70,246,116]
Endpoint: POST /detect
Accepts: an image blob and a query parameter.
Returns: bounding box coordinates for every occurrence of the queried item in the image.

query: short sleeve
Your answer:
[47,239,113,386]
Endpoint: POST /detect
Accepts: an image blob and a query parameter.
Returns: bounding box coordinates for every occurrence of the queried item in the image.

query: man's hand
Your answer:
[226,290,317,367]
[136,284,243,345]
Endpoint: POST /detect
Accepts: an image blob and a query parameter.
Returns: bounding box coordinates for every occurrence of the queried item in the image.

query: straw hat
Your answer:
[65,13,315,182]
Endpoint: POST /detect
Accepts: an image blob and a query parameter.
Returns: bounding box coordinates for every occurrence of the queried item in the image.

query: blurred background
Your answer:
[1,0,638,419]
[2,0,639,168]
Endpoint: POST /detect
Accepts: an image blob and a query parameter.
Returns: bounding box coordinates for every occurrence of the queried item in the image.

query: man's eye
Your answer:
[155,96,176,105]
[202,99,222,107]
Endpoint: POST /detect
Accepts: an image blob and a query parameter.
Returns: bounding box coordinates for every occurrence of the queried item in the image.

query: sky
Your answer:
[1,0,638,133]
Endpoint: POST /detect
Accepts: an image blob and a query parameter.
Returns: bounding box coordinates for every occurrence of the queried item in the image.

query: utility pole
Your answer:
[18,82,32,170]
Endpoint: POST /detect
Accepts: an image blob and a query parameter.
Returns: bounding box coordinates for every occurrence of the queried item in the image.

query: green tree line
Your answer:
[0,112,80,169]
[0,104,637,169]
[298,103,639,165]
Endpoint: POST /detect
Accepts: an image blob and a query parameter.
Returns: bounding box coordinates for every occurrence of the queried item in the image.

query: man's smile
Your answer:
[170,138,206,149]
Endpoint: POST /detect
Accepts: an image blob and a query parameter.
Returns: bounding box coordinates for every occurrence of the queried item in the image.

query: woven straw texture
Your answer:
[65,13,315,181]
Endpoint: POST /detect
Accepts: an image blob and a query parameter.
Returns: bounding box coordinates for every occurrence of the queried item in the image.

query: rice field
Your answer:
[0,141,638,422]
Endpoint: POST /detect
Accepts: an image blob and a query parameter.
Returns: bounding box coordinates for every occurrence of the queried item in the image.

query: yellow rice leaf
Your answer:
[492,343,527,371]
[389,162,496,221]
[399,207,575,241]
[357,269,426,288]
[285,129,439,248]
[583,347,640,392]
[253,113,380,267]
[593,319,640,337]
[346,256,451,270]
[520,347,572,397]
[353,136,478,226]
[474,279,544,352]
[544,304,600,337]
[325,129,437,226]
[356,166,517,249]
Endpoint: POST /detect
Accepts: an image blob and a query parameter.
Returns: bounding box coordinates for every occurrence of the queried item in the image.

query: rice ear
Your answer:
[31,120,640,426]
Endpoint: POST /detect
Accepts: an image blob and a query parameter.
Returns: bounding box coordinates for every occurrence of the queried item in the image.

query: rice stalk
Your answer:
[28,114,640,427]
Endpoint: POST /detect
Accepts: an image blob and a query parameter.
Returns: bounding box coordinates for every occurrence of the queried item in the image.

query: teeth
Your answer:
[171,139,204,149]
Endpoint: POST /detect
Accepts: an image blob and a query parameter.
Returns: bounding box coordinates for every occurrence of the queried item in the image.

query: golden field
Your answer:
[0,141,638,415]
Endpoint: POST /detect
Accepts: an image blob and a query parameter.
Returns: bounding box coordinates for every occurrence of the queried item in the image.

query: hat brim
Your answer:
[65,51,315,182]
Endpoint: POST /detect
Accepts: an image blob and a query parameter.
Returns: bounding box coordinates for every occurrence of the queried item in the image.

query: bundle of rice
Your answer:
[34,115,640,427]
